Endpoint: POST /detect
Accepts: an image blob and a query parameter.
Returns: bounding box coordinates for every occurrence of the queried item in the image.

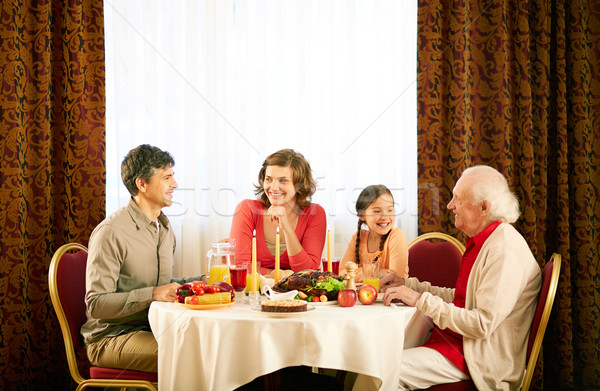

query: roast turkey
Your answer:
[272,270,344,300]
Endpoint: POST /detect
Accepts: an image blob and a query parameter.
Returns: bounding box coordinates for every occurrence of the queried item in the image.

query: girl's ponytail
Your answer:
[355,220,363,265]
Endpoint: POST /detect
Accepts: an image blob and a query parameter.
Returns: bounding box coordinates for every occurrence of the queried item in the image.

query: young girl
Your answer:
[340,185,409,283]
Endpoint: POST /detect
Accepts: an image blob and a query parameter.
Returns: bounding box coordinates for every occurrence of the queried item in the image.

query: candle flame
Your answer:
[276,226,279,233]
[253,229,256,236]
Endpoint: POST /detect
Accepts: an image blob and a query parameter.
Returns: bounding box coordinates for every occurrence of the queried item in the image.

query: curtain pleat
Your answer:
[0,0,105,389]
[417,0,600,388]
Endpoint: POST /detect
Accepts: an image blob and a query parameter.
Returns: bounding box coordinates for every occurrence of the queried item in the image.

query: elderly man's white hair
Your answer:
[461,166,521,224]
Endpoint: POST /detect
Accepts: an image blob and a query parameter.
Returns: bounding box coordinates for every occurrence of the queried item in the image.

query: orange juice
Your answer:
[363,277,380,292]
[245,273,261,293]
[208,265,231,285]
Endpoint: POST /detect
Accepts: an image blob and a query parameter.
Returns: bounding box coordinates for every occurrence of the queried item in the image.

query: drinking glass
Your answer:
[244,261,261,295]
[321,258,341,275]
[362,260,380,292]
[229,264,247,301]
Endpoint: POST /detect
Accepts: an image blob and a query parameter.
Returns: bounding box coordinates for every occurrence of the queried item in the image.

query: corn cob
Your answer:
[185,292,231,305]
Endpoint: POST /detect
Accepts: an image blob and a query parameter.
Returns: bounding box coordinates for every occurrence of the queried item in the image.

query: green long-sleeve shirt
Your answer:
[81,198,176,346]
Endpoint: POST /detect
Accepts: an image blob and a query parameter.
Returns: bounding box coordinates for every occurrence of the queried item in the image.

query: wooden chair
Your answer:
[424,253,562,391]
[407,232,465,288]
[48,243,158,391]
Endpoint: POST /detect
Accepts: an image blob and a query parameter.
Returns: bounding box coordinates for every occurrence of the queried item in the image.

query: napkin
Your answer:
[262,286,299,301]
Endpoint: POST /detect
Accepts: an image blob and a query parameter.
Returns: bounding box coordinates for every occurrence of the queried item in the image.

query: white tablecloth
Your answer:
[149,300,431,390]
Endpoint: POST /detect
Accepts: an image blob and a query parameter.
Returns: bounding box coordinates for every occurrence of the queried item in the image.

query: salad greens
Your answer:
[315,276,346,292]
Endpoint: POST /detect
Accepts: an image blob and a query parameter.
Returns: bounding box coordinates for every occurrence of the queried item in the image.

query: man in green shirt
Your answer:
[82,144,183,372]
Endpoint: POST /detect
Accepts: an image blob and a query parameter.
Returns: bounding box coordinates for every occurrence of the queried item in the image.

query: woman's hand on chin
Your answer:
[267,205,289,229]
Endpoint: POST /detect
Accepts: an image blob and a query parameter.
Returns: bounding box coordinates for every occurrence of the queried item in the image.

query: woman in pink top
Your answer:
[230,149,326,272]
[340,184,409,283]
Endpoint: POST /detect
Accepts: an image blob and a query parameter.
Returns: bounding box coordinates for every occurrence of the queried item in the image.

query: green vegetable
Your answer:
[315,277,346,292]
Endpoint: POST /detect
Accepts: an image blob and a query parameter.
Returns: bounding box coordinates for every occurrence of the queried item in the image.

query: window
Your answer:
[105,0,418,277]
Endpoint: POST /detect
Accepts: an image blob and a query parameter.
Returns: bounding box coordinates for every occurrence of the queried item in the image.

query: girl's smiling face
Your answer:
[359,194,395,237]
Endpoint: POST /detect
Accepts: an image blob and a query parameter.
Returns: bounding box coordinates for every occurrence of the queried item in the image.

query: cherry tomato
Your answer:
[196,288,205,296]
[189,295,199,305]
[192,280,206,294]
[206,285,221,294]
[311,296,320,302]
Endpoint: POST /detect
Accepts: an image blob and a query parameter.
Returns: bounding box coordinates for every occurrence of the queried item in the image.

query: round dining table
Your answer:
[149,299,432,390]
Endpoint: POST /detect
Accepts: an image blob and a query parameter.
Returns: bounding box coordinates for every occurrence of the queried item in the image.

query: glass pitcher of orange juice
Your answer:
[206,239,235,285]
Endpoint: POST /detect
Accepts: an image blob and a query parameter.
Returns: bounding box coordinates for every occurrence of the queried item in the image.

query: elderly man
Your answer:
[380,165,541,390]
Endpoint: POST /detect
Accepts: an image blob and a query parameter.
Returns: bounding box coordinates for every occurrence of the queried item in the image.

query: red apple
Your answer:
[358,284,378,305]
[337,289,357,307]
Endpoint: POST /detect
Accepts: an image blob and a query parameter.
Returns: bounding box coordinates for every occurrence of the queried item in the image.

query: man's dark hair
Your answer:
[121,144,175,196]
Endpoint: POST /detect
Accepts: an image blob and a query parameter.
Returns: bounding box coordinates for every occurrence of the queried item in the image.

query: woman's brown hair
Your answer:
[254,149,316,209]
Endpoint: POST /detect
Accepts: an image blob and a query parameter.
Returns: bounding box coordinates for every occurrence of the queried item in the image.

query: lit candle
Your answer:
[252,229,257,295]
[327,230,332,272]
[275,227,280,283]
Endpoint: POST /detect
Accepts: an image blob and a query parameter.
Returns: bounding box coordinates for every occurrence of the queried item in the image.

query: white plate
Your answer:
[374,296,405,305]
[309,300,337,306]
[252,305,315,317]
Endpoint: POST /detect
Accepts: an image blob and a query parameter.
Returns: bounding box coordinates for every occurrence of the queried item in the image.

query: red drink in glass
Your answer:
[331,259,340,275]
[229,265,247,292]
[321,258,341,275]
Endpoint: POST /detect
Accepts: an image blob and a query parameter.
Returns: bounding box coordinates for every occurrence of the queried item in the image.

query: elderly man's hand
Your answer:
[379,271,405,293]
[382,285,422,307]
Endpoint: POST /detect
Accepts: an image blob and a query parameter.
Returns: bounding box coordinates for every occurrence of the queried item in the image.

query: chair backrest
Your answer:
[48,242,89,384]
[407,232,465,288]
[522,253,561,391]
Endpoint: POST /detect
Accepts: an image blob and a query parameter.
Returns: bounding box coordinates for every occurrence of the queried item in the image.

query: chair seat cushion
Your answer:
[90,366,158,382]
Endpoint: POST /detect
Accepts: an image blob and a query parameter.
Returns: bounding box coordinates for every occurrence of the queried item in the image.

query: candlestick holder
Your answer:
[248,292,262,310]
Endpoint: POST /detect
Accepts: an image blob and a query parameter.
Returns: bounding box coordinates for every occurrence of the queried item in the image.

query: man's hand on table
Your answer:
[379,271,422,307]
[379,271,405,291]
[382,286,422,307]
[153,282,181,302]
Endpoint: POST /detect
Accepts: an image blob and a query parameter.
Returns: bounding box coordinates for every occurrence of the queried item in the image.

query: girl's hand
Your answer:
[382,285,421,307]
[354,267,364,283]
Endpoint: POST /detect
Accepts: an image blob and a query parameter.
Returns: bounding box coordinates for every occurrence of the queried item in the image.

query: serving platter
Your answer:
[179,300,235,310]
[308,300,338,306]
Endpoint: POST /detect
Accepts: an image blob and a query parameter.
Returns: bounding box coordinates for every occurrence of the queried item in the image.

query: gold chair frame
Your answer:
[49,243,158,391]
[408,232,466,254]
[521,252,561,391]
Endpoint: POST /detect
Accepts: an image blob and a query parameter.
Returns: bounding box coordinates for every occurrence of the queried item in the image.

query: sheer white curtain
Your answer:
[104,0,418,278]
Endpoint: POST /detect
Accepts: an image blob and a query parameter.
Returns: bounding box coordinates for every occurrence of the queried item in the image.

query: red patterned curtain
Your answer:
[0,0,105,389]
[417,0,599,389]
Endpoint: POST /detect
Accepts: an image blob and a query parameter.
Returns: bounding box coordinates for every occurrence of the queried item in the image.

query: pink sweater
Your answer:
[229,199,326,272]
